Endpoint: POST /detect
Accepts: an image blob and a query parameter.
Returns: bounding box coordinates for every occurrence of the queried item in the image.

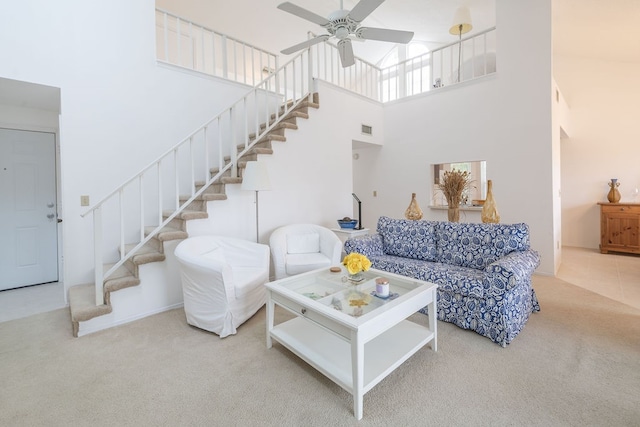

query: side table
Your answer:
[332,228,369,258]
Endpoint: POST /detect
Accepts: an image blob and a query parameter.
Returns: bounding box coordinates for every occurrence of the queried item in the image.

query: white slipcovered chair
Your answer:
[174,235,270,338]
[269,224,343,280]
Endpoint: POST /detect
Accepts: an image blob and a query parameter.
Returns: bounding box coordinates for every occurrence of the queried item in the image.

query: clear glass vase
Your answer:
[348,272,364,283]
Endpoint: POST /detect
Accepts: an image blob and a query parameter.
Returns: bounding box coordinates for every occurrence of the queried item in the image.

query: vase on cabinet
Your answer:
[405,193,423,220]
[481,180,500,223]
[607,179,621,203]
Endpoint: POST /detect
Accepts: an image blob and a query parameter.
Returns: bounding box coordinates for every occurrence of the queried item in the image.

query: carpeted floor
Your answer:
[1,275,638,426]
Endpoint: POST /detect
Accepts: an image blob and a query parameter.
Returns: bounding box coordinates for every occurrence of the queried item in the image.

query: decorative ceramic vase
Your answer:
[607,178,621,203]
[481,179,500,223]
[405,193,423,220]
[447,207,460,222]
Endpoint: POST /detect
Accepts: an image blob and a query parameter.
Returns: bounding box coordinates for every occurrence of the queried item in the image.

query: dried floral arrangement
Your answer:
[438,169,473,207]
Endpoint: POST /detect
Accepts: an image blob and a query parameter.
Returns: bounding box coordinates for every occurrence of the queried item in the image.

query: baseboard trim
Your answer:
[77,302,184,337]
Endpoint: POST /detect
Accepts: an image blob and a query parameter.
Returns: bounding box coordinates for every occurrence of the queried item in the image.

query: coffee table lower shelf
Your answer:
[270,316,434,398]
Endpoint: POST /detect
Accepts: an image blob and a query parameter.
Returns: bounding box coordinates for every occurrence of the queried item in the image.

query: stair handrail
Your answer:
[82,47,316,306]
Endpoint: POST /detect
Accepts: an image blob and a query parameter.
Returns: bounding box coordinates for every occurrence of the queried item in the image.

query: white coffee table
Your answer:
[266,266,437,420]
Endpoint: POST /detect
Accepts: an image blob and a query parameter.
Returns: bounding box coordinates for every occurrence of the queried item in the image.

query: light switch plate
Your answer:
[81,195,90,206]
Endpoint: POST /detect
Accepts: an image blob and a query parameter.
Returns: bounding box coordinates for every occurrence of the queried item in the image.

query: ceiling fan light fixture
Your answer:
[449,6,473,35]
[335,26,349,40]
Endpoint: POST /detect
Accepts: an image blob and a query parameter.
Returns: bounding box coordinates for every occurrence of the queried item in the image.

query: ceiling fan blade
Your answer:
[337,39,355,67]
[277,2,330,27]
[281,35,330,55]
[356,27,414,44]
[348,0,386,22]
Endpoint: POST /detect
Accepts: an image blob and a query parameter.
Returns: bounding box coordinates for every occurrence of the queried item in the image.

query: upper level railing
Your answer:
[379,27,496,102]
[306,32,381,101]
[155,9,495,103]
[156,8,279,87]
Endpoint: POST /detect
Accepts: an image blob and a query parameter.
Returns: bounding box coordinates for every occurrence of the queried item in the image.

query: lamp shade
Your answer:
[449,6,473,35]
[241,161,271,191]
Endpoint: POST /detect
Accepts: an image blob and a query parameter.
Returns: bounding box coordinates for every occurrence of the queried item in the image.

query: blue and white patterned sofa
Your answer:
[344,216,541,347]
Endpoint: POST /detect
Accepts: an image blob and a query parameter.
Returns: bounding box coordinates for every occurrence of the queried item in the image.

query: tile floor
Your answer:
[1,246,638,324]
[557,246,640,311]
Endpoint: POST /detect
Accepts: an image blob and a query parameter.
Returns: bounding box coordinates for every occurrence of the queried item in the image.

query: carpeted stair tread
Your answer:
[104,263,141,292]
[252,134,286,143]
[220,176,243,184]
[202,193,227,201]
[260,121,298,132]
[163,209,209,220]
[246,147,273,155]
[68,284,112,323]
[121,243,166,265]
[144,226,188,241]
[271,110,309,121]
[179,191,227,202]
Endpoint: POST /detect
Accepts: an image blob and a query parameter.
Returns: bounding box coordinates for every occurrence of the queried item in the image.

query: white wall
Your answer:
[353,0,556,275]
[0,0,254,295]
[188,81,373,247]
[554,55,640,249]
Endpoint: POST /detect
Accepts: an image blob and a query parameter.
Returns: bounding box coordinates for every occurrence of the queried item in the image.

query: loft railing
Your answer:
[82,48,315,306]
[379,27,496,102]
[156,8,495,103]
[155,8,279,86]
[306,32,381,100]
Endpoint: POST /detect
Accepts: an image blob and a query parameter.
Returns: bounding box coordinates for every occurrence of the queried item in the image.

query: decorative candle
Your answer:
[375,277,390,297]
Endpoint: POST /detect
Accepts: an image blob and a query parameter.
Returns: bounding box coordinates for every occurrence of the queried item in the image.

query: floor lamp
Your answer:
[241,161,271,242]
[449,6,473,83]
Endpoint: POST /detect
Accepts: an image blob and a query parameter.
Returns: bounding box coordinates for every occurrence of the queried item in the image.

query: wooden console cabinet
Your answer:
[598,203,640,254]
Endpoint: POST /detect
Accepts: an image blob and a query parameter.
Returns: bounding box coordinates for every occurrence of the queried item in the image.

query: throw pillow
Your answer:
[287,233,320,254]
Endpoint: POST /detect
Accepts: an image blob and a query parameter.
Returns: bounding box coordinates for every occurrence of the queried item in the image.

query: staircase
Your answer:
[68,94,319,337]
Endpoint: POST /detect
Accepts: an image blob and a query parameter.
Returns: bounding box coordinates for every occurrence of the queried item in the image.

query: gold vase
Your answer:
[481,180,500,223]
[607,179,621,203]
[447,207,460,222]
[405,193,423,220]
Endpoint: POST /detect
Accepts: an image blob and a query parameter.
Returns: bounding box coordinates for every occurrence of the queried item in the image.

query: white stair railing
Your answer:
[81,49,315,306]
[155,8,279,86]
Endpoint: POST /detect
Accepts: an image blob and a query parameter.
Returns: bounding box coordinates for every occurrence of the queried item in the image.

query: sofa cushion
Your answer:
[377,216,438,261]
[436,222,530,270]
[368,254,486,299]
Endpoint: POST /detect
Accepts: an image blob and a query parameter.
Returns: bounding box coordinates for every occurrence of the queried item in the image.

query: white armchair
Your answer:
[269,224,342,280]
[174,235,270,338]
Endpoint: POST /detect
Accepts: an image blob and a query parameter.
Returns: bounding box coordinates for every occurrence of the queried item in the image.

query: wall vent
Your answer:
[361,124,372,135]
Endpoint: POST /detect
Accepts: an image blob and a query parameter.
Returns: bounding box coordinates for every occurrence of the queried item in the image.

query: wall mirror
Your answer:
[432,160,487,206]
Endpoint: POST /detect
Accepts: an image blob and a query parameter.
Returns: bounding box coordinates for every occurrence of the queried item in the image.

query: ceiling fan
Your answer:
[277,0,414,67]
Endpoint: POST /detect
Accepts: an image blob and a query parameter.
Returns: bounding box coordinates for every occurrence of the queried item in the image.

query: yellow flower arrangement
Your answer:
[343,252,372,275]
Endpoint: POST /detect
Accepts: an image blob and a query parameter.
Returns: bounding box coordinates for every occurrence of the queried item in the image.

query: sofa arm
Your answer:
[344,234,384,259]
[483,250,540,295]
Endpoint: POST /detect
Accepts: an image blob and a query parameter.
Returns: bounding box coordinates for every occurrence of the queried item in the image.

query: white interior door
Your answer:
[0,128,58,290]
